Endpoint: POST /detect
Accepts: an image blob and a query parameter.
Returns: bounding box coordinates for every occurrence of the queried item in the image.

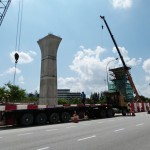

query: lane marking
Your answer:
[66,126,77,129]
[108,119,114,122]
[18,132,33,136]
[136,123,144,126]
[114,128,125,132]
[78,135,96,141]
[97,121,104,124]
[46,129,58,132]
[0,137,3,139]
[83,123,91,126]
[37,147,49,150]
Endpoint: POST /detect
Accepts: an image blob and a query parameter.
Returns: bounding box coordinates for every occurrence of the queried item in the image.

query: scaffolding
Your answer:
[108,67,134,102]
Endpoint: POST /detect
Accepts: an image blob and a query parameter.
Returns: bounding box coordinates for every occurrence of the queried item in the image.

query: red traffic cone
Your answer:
[73,111,78,123]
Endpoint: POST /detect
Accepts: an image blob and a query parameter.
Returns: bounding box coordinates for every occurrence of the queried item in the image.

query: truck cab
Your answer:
[101,91,128,116]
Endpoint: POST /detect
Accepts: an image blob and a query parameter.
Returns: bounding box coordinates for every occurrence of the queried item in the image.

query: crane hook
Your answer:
[14,52,19,63]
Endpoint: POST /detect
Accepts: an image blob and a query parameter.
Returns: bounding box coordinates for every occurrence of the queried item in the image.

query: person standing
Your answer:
[81,92,86,105]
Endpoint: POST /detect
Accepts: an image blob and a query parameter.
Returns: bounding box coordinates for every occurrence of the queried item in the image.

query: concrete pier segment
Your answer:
[37,34,62,106]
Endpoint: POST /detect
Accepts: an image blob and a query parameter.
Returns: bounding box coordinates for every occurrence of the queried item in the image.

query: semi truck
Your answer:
[0,91,129,126]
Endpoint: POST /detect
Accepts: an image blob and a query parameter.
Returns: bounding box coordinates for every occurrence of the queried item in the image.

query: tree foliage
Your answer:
[58,98,81,105]
[0,82,26,103]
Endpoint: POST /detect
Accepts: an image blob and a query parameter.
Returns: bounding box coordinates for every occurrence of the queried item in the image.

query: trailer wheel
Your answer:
[87,110,95,119]
[49,113,59,124]
[35,113,47,125]
[100,110,106,118]
[78,111,85,119]
[20,113,34,126]
[60,112,71,123]
[107,109,114,118]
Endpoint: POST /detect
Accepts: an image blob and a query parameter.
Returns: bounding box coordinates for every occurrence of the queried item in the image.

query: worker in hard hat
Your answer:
[81,92,86,105]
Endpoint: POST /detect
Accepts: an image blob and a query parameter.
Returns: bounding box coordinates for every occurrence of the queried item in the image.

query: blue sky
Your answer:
[0,0,150,98]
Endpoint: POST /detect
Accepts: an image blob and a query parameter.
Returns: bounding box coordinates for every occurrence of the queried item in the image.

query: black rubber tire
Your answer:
[78,111,85,119]
[100,109,106,118]
[20,113,34,126]
[122,109,127,116]
[87,111,95,119]
[107,109,114,118]
[49,113,59,124]
[35,113,47,125]
[60,112,71,123]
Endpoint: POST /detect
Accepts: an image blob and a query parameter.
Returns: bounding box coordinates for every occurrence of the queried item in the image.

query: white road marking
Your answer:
[136,123,144,126]
[114,128,125,132]
[0,137,3,139]
[78,135,96,141]
[66,126,77,128]
[83,123,91,126]
[108,119,114,122]
[18,132,33,136]
[46,129,58,132]
[37,147,49,150]
[97,121,104,124]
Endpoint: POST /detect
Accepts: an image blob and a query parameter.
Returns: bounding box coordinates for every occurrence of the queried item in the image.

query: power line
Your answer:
[13,0,24,85]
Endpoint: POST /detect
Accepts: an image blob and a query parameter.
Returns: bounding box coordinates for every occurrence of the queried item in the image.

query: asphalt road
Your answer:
[0,112,150,150]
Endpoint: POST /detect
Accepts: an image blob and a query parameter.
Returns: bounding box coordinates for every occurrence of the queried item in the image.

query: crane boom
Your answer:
[100,16,140,101]
[0,0,11,26]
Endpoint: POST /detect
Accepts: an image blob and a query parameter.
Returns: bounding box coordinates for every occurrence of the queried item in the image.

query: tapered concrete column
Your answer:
[37,34,62,106]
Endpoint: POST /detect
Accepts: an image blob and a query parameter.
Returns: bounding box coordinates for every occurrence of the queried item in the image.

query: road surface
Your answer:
[0,112,150,150]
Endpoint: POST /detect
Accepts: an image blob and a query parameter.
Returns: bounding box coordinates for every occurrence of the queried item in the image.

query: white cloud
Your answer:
[0,67,21,77]
[58,45,144,97]
[145,75,150,82]
[112,0,133,9]
[6,67,21,74]
[10,51,34,64]
[29,50,37,56]
[70,46,106,79]
[143,58,150,74]
[58,46,117,97]
[112,46,142,67]
[18,76,25,84]
[142,59,150,89]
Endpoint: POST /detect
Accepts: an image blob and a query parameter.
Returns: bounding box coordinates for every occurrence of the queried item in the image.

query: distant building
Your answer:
[57,89,81,99]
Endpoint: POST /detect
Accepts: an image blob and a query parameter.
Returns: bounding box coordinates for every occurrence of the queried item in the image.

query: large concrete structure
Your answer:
[38,34,62,106]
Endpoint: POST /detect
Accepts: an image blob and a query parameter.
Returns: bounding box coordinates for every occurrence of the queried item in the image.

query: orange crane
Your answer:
[100,16,140,101]
[0,0,11,26]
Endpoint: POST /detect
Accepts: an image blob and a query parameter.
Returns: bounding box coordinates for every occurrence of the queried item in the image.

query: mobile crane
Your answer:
[100,16,140,101]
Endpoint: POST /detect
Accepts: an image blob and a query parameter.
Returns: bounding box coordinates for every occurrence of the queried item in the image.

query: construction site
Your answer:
[0,1,150,127]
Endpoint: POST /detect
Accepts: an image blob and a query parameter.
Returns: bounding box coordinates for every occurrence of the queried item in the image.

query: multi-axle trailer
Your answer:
[0,101,127,126]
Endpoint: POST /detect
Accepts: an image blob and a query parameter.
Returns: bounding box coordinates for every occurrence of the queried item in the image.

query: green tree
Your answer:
[26,91,39,103]
[90,92,100,104]
[0,86,7,101]
[1,82,26,103]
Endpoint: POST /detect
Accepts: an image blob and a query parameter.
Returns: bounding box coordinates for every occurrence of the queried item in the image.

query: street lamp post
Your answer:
[106,58,118,91]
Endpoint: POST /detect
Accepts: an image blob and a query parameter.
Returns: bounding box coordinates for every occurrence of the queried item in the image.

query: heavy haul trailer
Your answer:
[0,92,128,126]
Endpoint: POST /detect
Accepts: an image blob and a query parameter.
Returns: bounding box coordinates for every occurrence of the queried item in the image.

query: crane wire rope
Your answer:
[13,0,24,85]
